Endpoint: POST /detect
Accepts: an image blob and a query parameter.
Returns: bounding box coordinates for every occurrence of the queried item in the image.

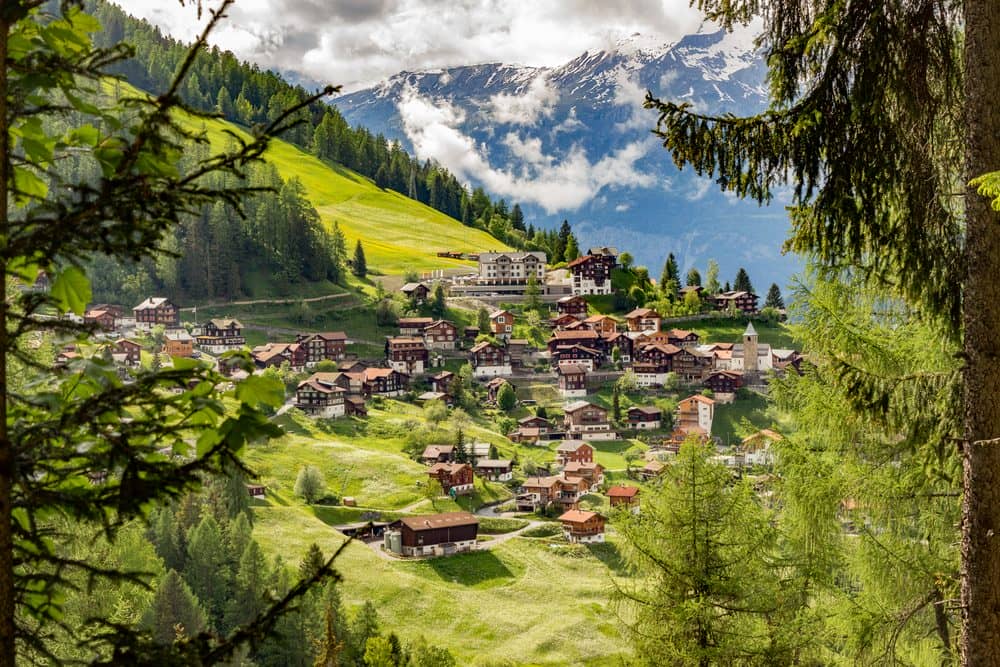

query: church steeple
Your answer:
[743,322,759,375]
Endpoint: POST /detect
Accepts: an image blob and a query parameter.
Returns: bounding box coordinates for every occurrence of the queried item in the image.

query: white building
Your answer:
[477,251,546,282]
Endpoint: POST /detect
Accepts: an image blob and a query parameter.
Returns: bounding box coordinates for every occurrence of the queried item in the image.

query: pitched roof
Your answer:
[563,401,602,414]
[471,340,502,353]
[744,321,758,336]
[522,475,561,489]
[550,329,600,340]
[625,307,660,319]
[475,459,512,469]
[421,445,455,457]
[398,317,434,327]
[398,512,478,531]
[428,462,471,475]
[558,363,588,375]
[680,394,716,406]
[400,282,428,292]
[134,296,173,310]
[627,405,662,416]
[209,318,242,328]
[668,328,696,339]
[607,485,640,498]
[559,509,601,524]
[556,439,590,452]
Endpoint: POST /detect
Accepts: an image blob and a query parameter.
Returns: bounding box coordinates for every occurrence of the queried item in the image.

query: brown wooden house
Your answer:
[295,373,347,418]
[558,509,606,543]
[424,320,459,350]
[133,297,179,330]
[608,485,640,509]
[392,512,479,557]
[704,370,743,394]
[558,363,588,397]
[85,308,116,331]
[197,319,246,354]
[398,317,434,336]
[489,309,514,338]
[562,402,614,440]
[666,328,700,348]
[555,439,594,466]
[296,331,347,364]
[420,445,455,464]
[624,307,662,332]
[385,337,430,375]
[113,339,142,367]
[427,463,475,495]
[713,291,759,314]
[400,282,430,303]
[627,406,663,430]
[555,295,588,319]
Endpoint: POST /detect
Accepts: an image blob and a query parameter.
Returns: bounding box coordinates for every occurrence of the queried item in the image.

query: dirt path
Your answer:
[179,291,352,312]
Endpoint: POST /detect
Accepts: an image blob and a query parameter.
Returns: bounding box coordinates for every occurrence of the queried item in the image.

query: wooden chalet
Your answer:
[562,402,614,440]
[475,459,514,481]
[517,476,561,510]
[667,328,700,348]
[558,363,588,398]
[489,309,514,338]
[385,337,430,375]
[678,285,704,299]
[430,370,456,396]
[547,329,603,354]
[400,282,430,303]
[252,342,306,369]
[624,307,662,332]
[420,445,455,464]
[470,341,512,378]
[361,367,408,397]
[604,332,634,363]
[550,313,582,330]
[509,415,559,444]
[713,290,759,314]
[562,461,604,489]
[558,509,606,543]
[704,370,743,394]
[296,331,347,364]
[113,339,142,367]
[398,317,434,336]
[672,346,712,382]
[85,308,116,331]
[632,361,672,388]
[197,319,246,354]
[627,406,663,430]
[552,343,602,370]
[427,463,475,495]
[582,314,618,336]
[567,249,617,296]
[555,295,588,319]
[608,485,640,509]
[463,326,481,344]
[390,512,479,557]
[636,342,681,368]
[640,460,666,480]
[345,396,368,417]
[295,373,346,418]
[485,377,511,404]
[555,439,594,466]
[424,320,459,350]
[133,297,179,330]
[163,330,193,357]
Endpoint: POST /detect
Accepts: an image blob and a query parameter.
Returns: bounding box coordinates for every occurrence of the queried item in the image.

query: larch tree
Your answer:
[644,0,998,661]
[0,3,345,662]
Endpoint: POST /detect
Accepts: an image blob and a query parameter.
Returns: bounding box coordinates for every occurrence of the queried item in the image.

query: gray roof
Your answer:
[744,322,757,337]
[478,251,547,263]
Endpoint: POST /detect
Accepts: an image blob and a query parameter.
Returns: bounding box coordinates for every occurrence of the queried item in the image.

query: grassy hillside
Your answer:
[186,112,511,275]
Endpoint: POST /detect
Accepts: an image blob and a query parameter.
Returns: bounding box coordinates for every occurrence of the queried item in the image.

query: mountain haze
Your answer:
[334,24,798,288]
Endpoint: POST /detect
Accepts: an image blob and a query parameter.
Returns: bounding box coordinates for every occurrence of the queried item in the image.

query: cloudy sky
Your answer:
[113,0,707,92]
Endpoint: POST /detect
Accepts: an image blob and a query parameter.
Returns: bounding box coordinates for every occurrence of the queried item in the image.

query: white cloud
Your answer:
[398,87,656,213]
[615,203,631,212]
[112,0,706,92]
[686,178,713,201]
[612,69,649,132]
[489,76,558,126]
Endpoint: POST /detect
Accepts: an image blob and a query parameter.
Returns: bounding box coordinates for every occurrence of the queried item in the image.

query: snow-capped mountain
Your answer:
[333,24,798,289]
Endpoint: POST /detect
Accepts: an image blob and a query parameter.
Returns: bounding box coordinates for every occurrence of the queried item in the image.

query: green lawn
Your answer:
[712,392,772,447]
[251,506,630,665]
[687,317,797,349]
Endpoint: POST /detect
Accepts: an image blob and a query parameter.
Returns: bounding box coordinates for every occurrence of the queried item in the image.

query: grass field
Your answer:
[712,392,773,447]
[182,112,510,276]
[686,317,797,349]
[252,505,630,665]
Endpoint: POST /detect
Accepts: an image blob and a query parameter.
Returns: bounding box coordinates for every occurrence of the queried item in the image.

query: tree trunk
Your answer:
[0,15,12,667]
[961,0,1000,664]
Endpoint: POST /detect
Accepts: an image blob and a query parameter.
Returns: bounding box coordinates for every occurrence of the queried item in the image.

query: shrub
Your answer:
[294,465,326,504]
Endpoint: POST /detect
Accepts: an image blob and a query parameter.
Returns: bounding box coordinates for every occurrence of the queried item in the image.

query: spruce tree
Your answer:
[733,267,754,294]
[511,203,525,231]
[431,283,447,318]
[142,569,208,645]
[184,515,231,629]
[660,253,679,295]
[685,267,701,287]
[764,283,785,310]
[477,307,491,334]
[352,240,367,278]
[224,540,270,632]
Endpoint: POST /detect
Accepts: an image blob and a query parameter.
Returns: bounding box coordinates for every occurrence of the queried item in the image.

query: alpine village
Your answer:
[3,1,996,667]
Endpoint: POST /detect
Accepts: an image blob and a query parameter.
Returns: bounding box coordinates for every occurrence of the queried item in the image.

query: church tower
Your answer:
[743,322,759,377]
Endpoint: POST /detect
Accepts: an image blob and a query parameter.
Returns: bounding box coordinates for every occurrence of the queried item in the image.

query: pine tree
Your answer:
[224,540,270,632]
[300,543,326,582]
[660,253,679,296]
[345,601,380,666]
[453,430,469,464]
[184,515,231,629]
[556,220,571,260]
[685,267,701,287]
[352,240,367,278]
[510,203,525,231]
[563,234,580,263]
[294,465,326,504]
[733,267,754,294]
[765,283,785,310]
[142,569,208,645]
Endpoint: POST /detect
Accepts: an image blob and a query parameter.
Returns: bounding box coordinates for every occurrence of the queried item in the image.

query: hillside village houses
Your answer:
[558,509,606,544]
[196,318,246,354]
[384,512,479,558]
[399,282,430,304]
[133,297,178,330]
[567,247,618,296]
[385,336,430,375]
[558,363,588,398]
[427,462,475,495]
[163,329,194,358]
[295,373,346,418]
[469,340,512,378]
[489,309,514,339]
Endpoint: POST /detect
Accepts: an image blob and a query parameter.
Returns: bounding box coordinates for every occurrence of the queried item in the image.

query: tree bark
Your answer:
[0,13,12,667]
[961,0,1000,664]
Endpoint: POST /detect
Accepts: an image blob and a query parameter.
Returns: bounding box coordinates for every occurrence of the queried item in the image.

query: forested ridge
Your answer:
[86,0,575,258]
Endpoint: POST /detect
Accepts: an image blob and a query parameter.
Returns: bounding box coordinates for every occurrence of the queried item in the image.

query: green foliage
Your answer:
[496,382,517,412]
[352,240,368,278]
[142,569,208,645]
[477,307,491,334]
[423,399,449,424]
[765,282,784,309]
[704,259,721,295]
[733,267,754,294]
[294,465,327,504]
[184,515,231,628]
[430,283,447,318]
[659,253,679,296]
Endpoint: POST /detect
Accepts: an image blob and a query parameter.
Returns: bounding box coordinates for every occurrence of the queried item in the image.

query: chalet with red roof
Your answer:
[85,308,116,332]
[420,445,455,464]
[667,328,700,348]
[558,509,606,544]
[582,314,618,336]
[608,485,640,509]
[563,461,604,490]
[252,342,306,370]
[676,394,715,439]
[624,307,661,332]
